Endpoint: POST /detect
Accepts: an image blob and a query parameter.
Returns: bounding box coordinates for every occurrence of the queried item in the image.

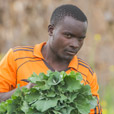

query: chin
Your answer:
[57,53,74,61]
[63,55,74,61]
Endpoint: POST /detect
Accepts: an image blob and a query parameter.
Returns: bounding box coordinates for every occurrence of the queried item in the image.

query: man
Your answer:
[0,4,102,113]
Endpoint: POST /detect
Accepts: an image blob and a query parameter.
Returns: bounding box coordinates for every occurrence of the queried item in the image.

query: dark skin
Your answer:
[0,16,87,102]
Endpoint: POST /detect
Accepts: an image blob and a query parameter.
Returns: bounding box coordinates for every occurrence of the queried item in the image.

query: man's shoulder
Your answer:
[77,57,90,67]
[77,57,94,76]
[10,45,35,60]
[12,45,35,53]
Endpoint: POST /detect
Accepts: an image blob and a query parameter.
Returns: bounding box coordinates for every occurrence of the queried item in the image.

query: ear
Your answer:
[48,24,54,36]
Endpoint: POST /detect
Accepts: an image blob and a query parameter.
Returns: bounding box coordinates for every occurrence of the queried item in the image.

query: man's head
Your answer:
[50,4,87,26]
[47,4,88,61]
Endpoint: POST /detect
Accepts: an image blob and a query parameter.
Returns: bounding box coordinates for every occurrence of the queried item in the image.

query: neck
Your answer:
[41,42,70,71]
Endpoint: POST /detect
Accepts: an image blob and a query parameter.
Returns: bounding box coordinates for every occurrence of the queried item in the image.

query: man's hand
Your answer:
[0,81,35,102]
[21,79,36,89]
[25,82,36,89]
[0,89,16,102]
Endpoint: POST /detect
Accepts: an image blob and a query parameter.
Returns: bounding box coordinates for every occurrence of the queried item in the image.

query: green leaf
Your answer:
[64,76,81,92]
[69,71,76,76]
[28,72,48,84]
[27,107,40,114]
[11,84,21,98]
[21,101,29,113]
[76,95,90,114]
[52,110,62,114]
[7,98,22,114]
[60,71,67,79]
[47,71,62,85]
[0,101,7,113]
[75,72,83,81]
[28,72,39,83]
[79,84,91,95]
[68,92,78,102]
[45,91,56,97]
[32,98,58,112]
[89,96,97,109]
[60,106,74,114]
[38,72,48,80]
[59,94,67,101]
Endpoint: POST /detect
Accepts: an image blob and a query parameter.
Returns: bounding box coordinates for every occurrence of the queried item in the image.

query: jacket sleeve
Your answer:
[0,49,16,92]
[87,72,102,114]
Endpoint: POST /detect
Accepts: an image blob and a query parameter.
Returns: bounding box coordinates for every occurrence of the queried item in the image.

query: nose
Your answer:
[70,38,80,49]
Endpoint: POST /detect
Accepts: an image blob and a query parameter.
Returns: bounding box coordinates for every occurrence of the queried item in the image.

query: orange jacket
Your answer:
[0,42,102,113]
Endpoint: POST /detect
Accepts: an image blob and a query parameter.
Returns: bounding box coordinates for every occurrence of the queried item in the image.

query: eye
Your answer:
[64,33,72,38]
[66,34,72,38]
[78,36,85,41]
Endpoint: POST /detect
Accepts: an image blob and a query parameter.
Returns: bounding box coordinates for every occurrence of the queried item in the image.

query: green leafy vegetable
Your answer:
[0,71,97,114]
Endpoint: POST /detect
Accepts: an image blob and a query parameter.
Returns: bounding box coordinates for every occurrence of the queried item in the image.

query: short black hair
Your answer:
[50,4,87,26]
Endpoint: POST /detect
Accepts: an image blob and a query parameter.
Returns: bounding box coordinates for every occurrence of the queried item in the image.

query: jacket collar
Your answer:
[68,55,78,70]
[33,42,46,59]
[33,42,78,70]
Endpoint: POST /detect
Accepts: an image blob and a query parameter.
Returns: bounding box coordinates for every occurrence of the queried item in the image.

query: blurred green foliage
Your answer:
[101,80,114,114]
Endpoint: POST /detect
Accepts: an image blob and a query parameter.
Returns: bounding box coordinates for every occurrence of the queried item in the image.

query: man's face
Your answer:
[48,16,88,61]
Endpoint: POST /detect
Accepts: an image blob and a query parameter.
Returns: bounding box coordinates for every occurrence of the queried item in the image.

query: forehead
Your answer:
[56,16,88,36]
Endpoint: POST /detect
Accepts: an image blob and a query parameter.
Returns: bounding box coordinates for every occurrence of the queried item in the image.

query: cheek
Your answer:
[51,38,62,51]
[53,36,67,47]
[79,40,84,48]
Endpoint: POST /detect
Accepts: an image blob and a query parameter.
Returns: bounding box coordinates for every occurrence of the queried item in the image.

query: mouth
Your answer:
[65,50,77,56]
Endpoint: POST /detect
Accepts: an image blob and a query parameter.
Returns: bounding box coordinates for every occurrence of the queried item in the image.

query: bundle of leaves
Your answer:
[0,71,97,114]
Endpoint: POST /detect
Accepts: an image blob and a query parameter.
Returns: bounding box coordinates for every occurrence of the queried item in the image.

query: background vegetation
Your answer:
[0,0,114,113]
